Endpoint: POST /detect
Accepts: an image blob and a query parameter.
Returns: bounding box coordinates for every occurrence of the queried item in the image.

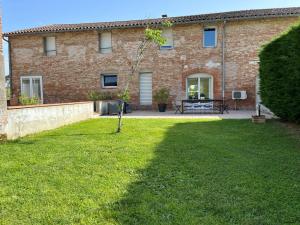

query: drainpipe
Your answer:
[2,36,12,95]
[222,21,226,103]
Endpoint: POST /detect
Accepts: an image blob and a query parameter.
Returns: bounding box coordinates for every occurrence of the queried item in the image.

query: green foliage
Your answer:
[87,91,100,101]
[162,20,173,28]
[87,91,115,101]
[118,89,130,102]
[259,22,300,123]
[0,119,299,224]
[6,88,10,100]
[19,95,39,105]
[153,88,170,104]
[145,28,166,46]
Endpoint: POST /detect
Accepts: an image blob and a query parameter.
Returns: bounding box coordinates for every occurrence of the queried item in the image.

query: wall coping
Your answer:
[8,101,93,110]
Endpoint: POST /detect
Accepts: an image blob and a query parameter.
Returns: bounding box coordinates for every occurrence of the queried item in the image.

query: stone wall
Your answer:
[9,16,299,109]
[0,14,8,139]
[6,102,94,140]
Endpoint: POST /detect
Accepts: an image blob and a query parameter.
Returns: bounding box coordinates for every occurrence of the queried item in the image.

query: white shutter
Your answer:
[161,29,173,48]
[45,37,56,56]
[140,73,152,105]
[100,32,112,53]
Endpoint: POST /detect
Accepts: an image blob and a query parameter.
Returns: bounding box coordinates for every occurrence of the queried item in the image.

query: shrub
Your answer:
[19,95,39,105]
[153,88,170,104]
[87,91,116,101]
[117,90,130,102]
[259,22,300,123]
[87,91,100,101]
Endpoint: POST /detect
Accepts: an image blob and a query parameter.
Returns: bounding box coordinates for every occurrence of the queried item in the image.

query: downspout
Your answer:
[222,20,226,103]
[2,36,12,95]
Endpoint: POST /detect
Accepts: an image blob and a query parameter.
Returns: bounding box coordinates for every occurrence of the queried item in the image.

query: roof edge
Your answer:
[4,7,300,37]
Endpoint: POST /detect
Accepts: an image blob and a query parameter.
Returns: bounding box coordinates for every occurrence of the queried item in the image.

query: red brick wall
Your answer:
[9,16,299,109]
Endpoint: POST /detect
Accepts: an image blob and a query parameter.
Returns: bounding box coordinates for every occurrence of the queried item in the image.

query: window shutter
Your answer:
[43,37,47,55]
[46,37,56,51]
[45,37,56,56]
[161,29,173,48]
[204,28,216,47]
[100,32,112,53]
[140,73,153,105]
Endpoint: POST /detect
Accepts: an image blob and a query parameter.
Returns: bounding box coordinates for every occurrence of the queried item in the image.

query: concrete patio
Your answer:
[99,110,272,119]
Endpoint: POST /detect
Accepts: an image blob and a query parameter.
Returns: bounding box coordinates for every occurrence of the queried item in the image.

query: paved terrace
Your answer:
[98,110,273,119]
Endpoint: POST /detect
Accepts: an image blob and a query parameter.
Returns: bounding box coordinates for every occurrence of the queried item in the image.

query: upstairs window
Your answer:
[102,74,117,88]
[160,29,173,49]
[44,37,56,56]
[100,32,112,53]
[203,28,217,48]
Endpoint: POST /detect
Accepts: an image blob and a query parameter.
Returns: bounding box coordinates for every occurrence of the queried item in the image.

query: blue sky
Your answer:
[2,0,300,74]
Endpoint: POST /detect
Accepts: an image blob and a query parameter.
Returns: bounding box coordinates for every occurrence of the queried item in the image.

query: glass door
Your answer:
[200,78,210,99]
[187,76,212,100]
[187,78,199,100]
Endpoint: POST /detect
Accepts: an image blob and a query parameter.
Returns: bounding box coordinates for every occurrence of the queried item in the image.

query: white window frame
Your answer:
[186,73,214,99]
[44,36,57,56]
[160,28,174,50]
[99,32,112,54]
[20,76,44,103]
[203,27,217,48]
[101,74,118,88]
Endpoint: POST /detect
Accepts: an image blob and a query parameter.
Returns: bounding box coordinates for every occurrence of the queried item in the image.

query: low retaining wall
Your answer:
[6,102,94,140]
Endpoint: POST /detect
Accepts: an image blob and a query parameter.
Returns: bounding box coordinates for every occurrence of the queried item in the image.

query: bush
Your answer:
[87,91,116,101]
[259,23,300,123]
[19,95,39,105]
[117,90,131,102]
[153,88,170,104]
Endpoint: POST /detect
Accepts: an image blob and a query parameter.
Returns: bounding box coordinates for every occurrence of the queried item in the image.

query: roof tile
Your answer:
[4,7,300,36]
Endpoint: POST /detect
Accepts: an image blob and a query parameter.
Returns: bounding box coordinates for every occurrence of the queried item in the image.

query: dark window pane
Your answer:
[204,28,216,47]
[103,75,117,87]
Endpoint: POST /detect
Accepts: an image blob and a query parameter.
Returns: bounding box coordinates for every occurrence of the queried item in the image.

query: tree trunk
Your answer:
[116,101,124,133]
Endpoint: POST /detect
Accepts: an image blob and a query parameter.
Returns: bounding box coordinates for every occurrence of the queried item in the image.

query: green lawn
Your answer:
[0,119,299,225]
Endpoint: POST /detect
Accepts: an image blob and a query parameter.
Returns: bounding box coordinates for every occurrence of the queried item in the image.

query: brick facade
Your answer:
[8,16,299,109]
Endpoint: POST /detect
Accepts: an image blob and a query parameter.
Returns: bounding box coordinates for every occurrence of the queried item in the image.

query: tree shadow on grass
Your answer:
[106,120,300,225]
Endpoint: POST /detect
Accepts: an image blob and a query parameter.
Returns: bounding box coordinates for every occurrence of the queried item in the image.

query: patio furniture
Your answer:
[173,100,182,114]
[181,99,225,114]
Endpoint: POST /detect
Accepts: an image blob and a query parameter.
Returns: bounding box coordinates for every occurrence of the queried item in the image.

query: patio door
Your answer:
[140,73,152,105]
[187,74,213,100]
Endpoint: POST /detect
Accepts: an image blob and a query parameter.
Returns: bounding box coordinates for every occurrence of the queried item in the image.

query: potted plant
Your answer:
[154,88,170,112]
[87,91,100,112]
[200,93,206,100]
[19,95,40,106]
[252,104,266,123]
[88,91,117,115]
[117,90,132,114]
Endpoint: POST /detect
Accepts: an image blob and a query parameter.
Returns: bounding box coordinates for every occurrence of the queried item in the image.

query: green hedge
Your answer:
[259,22,300,123]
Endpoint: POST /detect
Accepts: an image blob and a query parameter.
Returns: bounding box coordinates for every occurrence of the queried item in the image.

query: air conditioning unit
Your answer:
[232,91,247,100]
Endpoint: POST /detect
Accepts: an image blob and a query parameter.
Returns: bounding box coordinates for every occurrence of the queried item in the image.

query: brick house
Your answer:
[4,7,300,110]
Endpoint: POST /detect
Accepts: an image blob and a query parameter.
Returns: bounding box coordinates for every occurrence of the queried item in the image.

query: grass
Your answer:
[0,118,299,225]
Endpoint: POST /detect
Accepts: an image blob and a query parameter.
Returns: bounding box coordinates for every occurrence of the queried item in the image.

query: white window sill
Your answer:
[160,46,174,50]
[102,86,118,89]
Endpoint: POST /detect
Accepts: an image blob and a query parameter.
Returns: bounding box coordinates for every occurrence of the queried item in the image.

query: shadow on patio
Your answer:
[106,120,299,225]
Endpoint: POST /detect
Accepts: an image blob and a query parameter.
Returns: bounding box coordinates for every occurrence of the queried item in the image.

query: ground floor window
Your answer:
[20,76,43,101]
[186,74,213,100]
[101,74,118,88]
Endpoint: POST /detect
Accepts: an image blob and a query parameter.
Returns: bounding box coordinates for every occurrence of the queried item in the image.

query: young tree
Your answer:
[117,21,172,133]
